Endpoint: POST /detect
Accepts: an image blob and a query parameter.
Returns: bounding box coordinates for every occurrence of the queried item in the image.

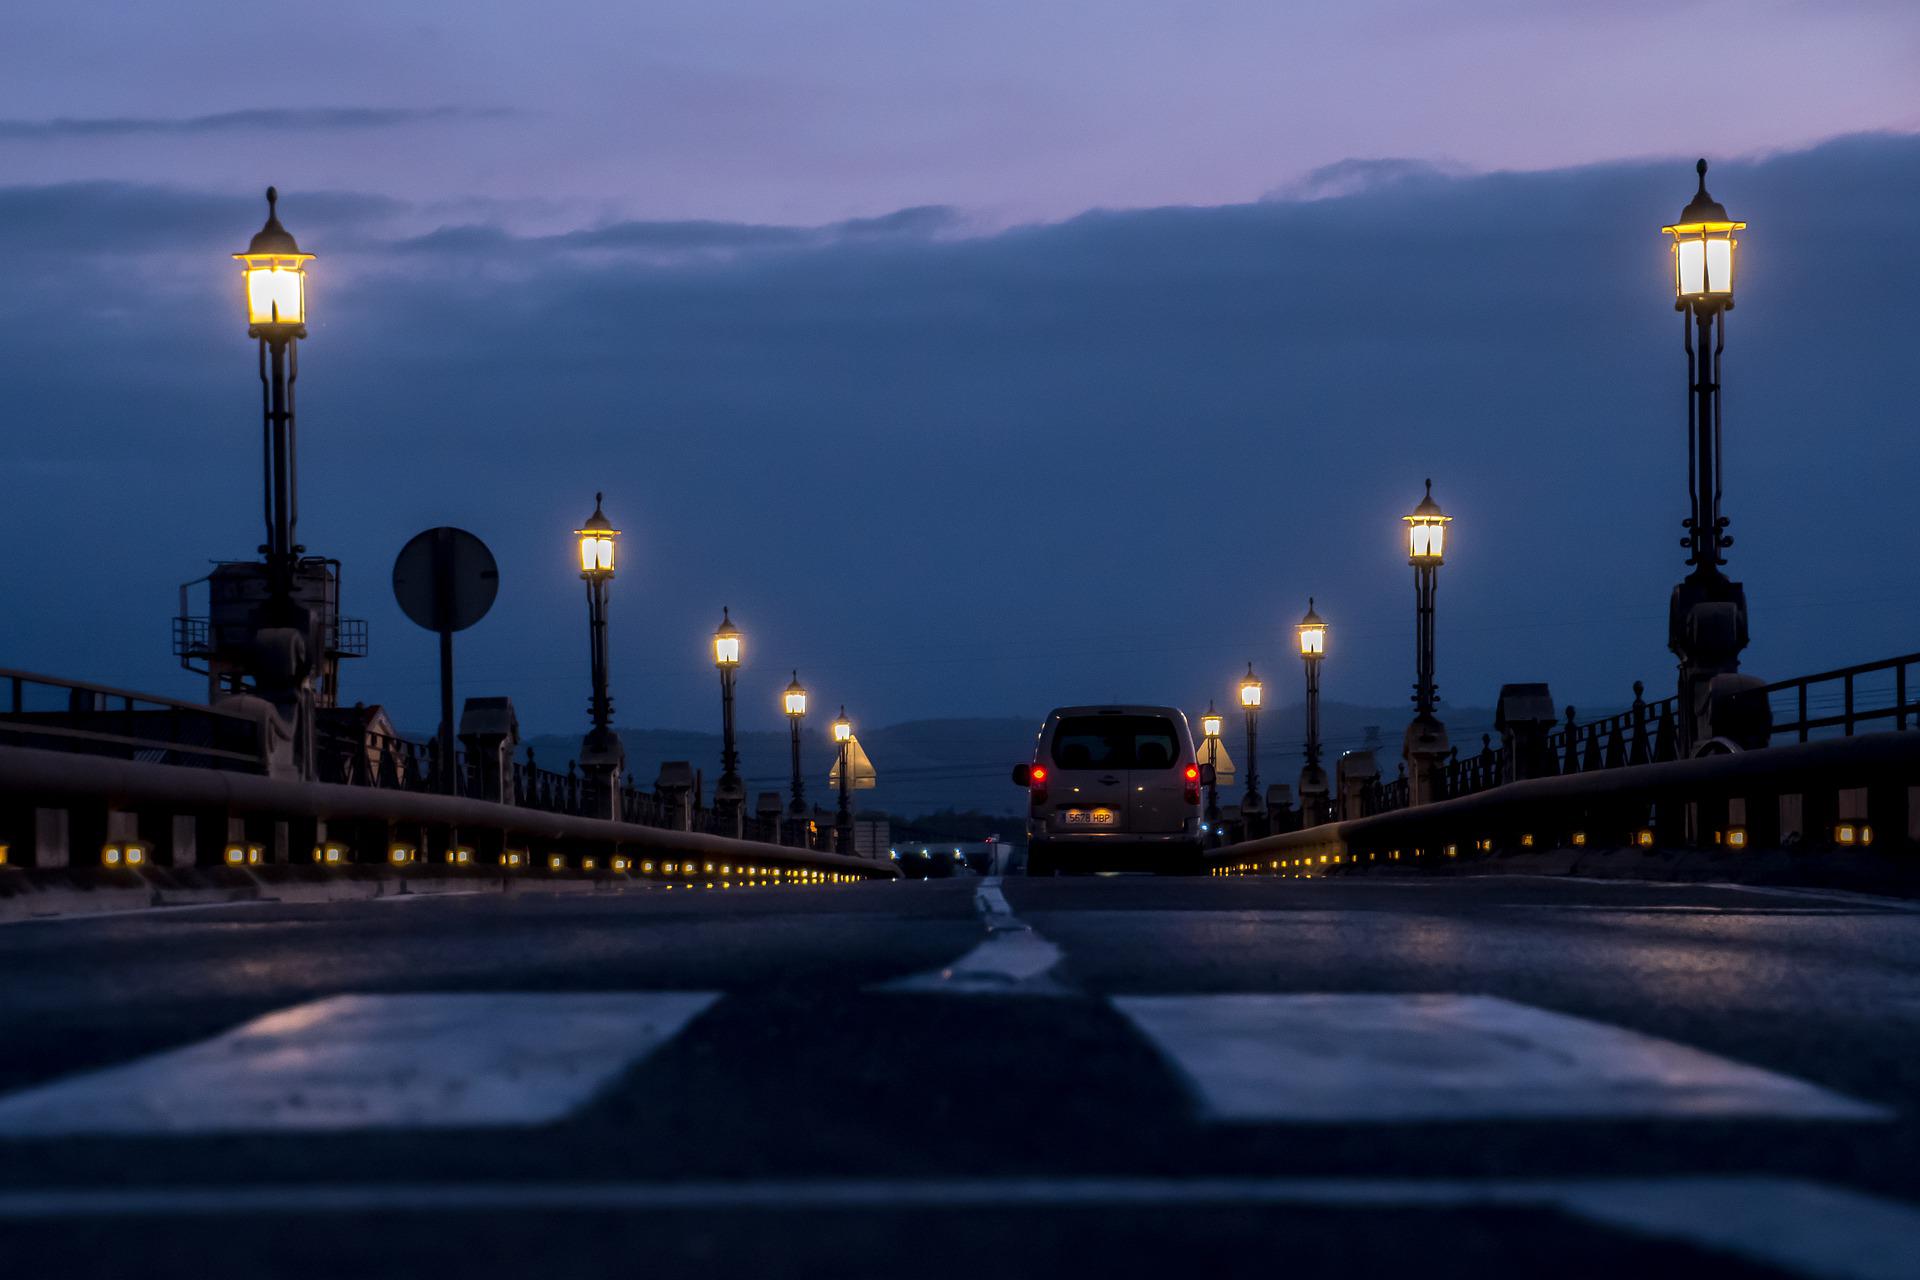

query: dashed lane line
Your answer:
[878,876,1067,994]
[0,1176,1912,1279]
[0,992,718,1136]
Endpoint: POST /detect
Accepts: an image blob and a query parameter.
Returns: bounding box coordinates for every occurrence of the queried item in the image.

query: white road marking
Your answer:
[1441,875,1920,913]
[1558,1177,1920,1280]
[1515,904,1863,915]
[0,1176,1913,1278]
[880,876,1067,993]
[0,899,280,927]
[1114,993,1889,1123]
[1298,875,1920,912]
[974,882,1016,924]
[369,890,495,903]
[0,992,717,1135]
[1700,883,1920,913]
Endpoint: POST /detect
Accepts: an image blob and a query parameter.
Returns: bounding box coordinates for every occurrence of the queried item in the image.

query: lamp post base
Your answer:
[579,727,625,822]
[714,777,746,838]
[1668,569,1751,756]
[1402,714,1450,807]
[1297,764,1329,829]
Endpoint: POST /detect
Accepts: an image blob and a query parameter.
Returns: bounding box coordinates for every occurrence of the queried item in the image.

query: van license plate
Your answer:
[1063,809,1116,827]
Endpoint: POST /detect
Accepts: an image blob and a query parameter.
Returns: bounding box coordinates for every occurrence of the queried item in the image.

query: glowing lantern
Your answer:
[1405,479,1449,566]
[234,187,311,338]
[1662,159,1744,308]
[576,493,618,577]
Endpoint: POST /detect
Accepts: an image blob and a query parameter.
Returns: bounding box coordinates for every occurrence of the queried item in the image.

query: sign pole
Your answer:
[391,525,500,800]
[434,527,458,795]
[438,625,456,795]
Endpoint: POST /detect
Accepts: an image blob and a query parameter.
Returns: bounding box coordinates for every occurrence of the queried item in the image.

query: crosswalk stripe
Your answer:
[1113,993,1889,1123]
[0,992,718,1136]
[0,1176,1912,1279]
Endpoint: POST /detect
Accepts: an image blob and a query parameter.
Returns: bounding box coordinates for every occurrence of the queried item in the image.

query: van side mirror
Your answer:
[1199,763,1216,786]
[1011,763,1032,788]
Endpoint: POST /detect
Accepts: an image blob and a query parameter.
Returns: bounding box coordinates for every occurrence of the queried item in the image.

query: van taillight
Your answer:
[1183,764,1200,805]
[1030,764,1048,807]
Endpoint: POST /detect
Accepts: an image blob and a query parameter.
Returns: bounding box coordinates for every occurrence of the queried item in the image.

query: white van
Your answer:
[1012,705,1206,875]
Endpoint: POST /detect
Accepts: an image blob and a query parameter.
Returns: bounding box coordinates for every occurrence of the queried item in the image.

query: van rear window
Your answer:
[1049,716,1182,771]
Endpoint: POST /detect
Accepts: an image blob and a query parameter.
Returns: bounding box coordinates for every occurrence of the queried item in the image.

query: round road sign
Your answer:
[391,526,499,634]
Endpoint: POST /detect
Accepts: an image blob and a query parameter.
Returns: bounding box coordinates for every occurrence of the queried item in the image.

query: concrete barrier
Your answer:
[0,743,896,883]
[0,861,880,924]
[1209,731,1920,897]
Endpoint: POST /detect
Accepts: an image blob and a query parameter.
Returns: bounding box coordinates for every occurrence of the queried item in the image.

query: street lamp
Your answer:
[575,494,623,817]
[783,671,808,835]
[712,608,744,829]
[1403,480,1451,804]
[832,706,854,854]
[1200,701,1223,835]
[234,186,312,612]
[1297,599,1329,826]
[1662,159,1750,753]
[1239,664,1263,815]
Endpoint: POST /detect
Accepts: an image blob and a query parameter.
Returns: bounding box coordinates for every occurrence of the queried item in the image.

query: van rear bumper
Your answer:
[1028,837,1205,874]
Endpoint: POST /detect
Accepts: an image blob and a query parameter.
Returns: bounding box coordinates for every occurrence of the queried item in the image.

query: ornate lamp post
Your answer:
[1238,665,1263,817]
[1297,599,1329,826]
[783,672,808,838]
[1199,702,1223,839]
[832,707,854,854]
[229,187,326,782]
[575,494,623,818]
[235,187,312,614]
[1662,159,1750,754]
[1403,480,1451,804]
[712,608,744,831]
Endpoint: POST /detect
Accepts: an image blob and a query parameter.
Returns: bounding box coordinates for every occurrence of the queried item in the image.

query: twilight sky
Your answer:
[2,1,1918,742]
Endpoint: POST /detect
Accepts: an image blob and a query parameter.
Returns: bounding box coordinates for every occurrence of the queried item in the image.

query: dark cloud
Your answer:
[0,107,509,141]
[1265,157,1469,202]
[391,205,965,263]
[2,133,1917,747]
[0,182,403,257]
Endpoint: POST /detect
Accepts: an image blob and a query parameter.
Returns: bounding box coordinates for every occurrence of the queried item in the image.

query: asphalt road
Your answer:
[0,874,1916,1278]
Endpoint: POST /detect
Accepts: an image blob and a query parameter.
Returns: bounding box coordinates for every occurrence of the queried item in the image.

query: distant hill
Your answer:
[523,700,1506,819]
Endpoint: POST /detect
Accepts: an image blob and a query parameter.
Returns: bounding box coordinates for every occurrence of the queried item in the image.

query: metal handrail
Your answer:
[1738,651,1920,743]
[0,668,265,772]
[315,721,790,845]
[0,667,261,721]
[1366,685,1684,815]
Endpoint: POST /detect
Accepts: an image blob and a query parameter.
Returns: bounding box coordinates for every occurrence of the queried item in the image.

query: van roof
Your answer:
[1044,705,1185,719]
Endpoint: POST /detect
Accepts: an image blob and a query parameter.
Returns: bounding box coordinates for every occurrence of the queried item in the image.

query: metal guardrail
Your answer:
[314,724,795,847]
[1213,730,1920,872]
[0,667,265,773]
[0,741,892,878]
[0,668,804,851]
[1737,651,1920,743]
[1351,656,1920,820]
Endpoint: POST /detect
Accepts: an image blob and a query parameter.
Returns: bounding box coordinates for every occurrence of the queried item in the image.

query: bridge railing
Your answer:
[1347,652,1920,823]
[1734,651,1920,744]
[0,667,265,773]
[313,722,794,846]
